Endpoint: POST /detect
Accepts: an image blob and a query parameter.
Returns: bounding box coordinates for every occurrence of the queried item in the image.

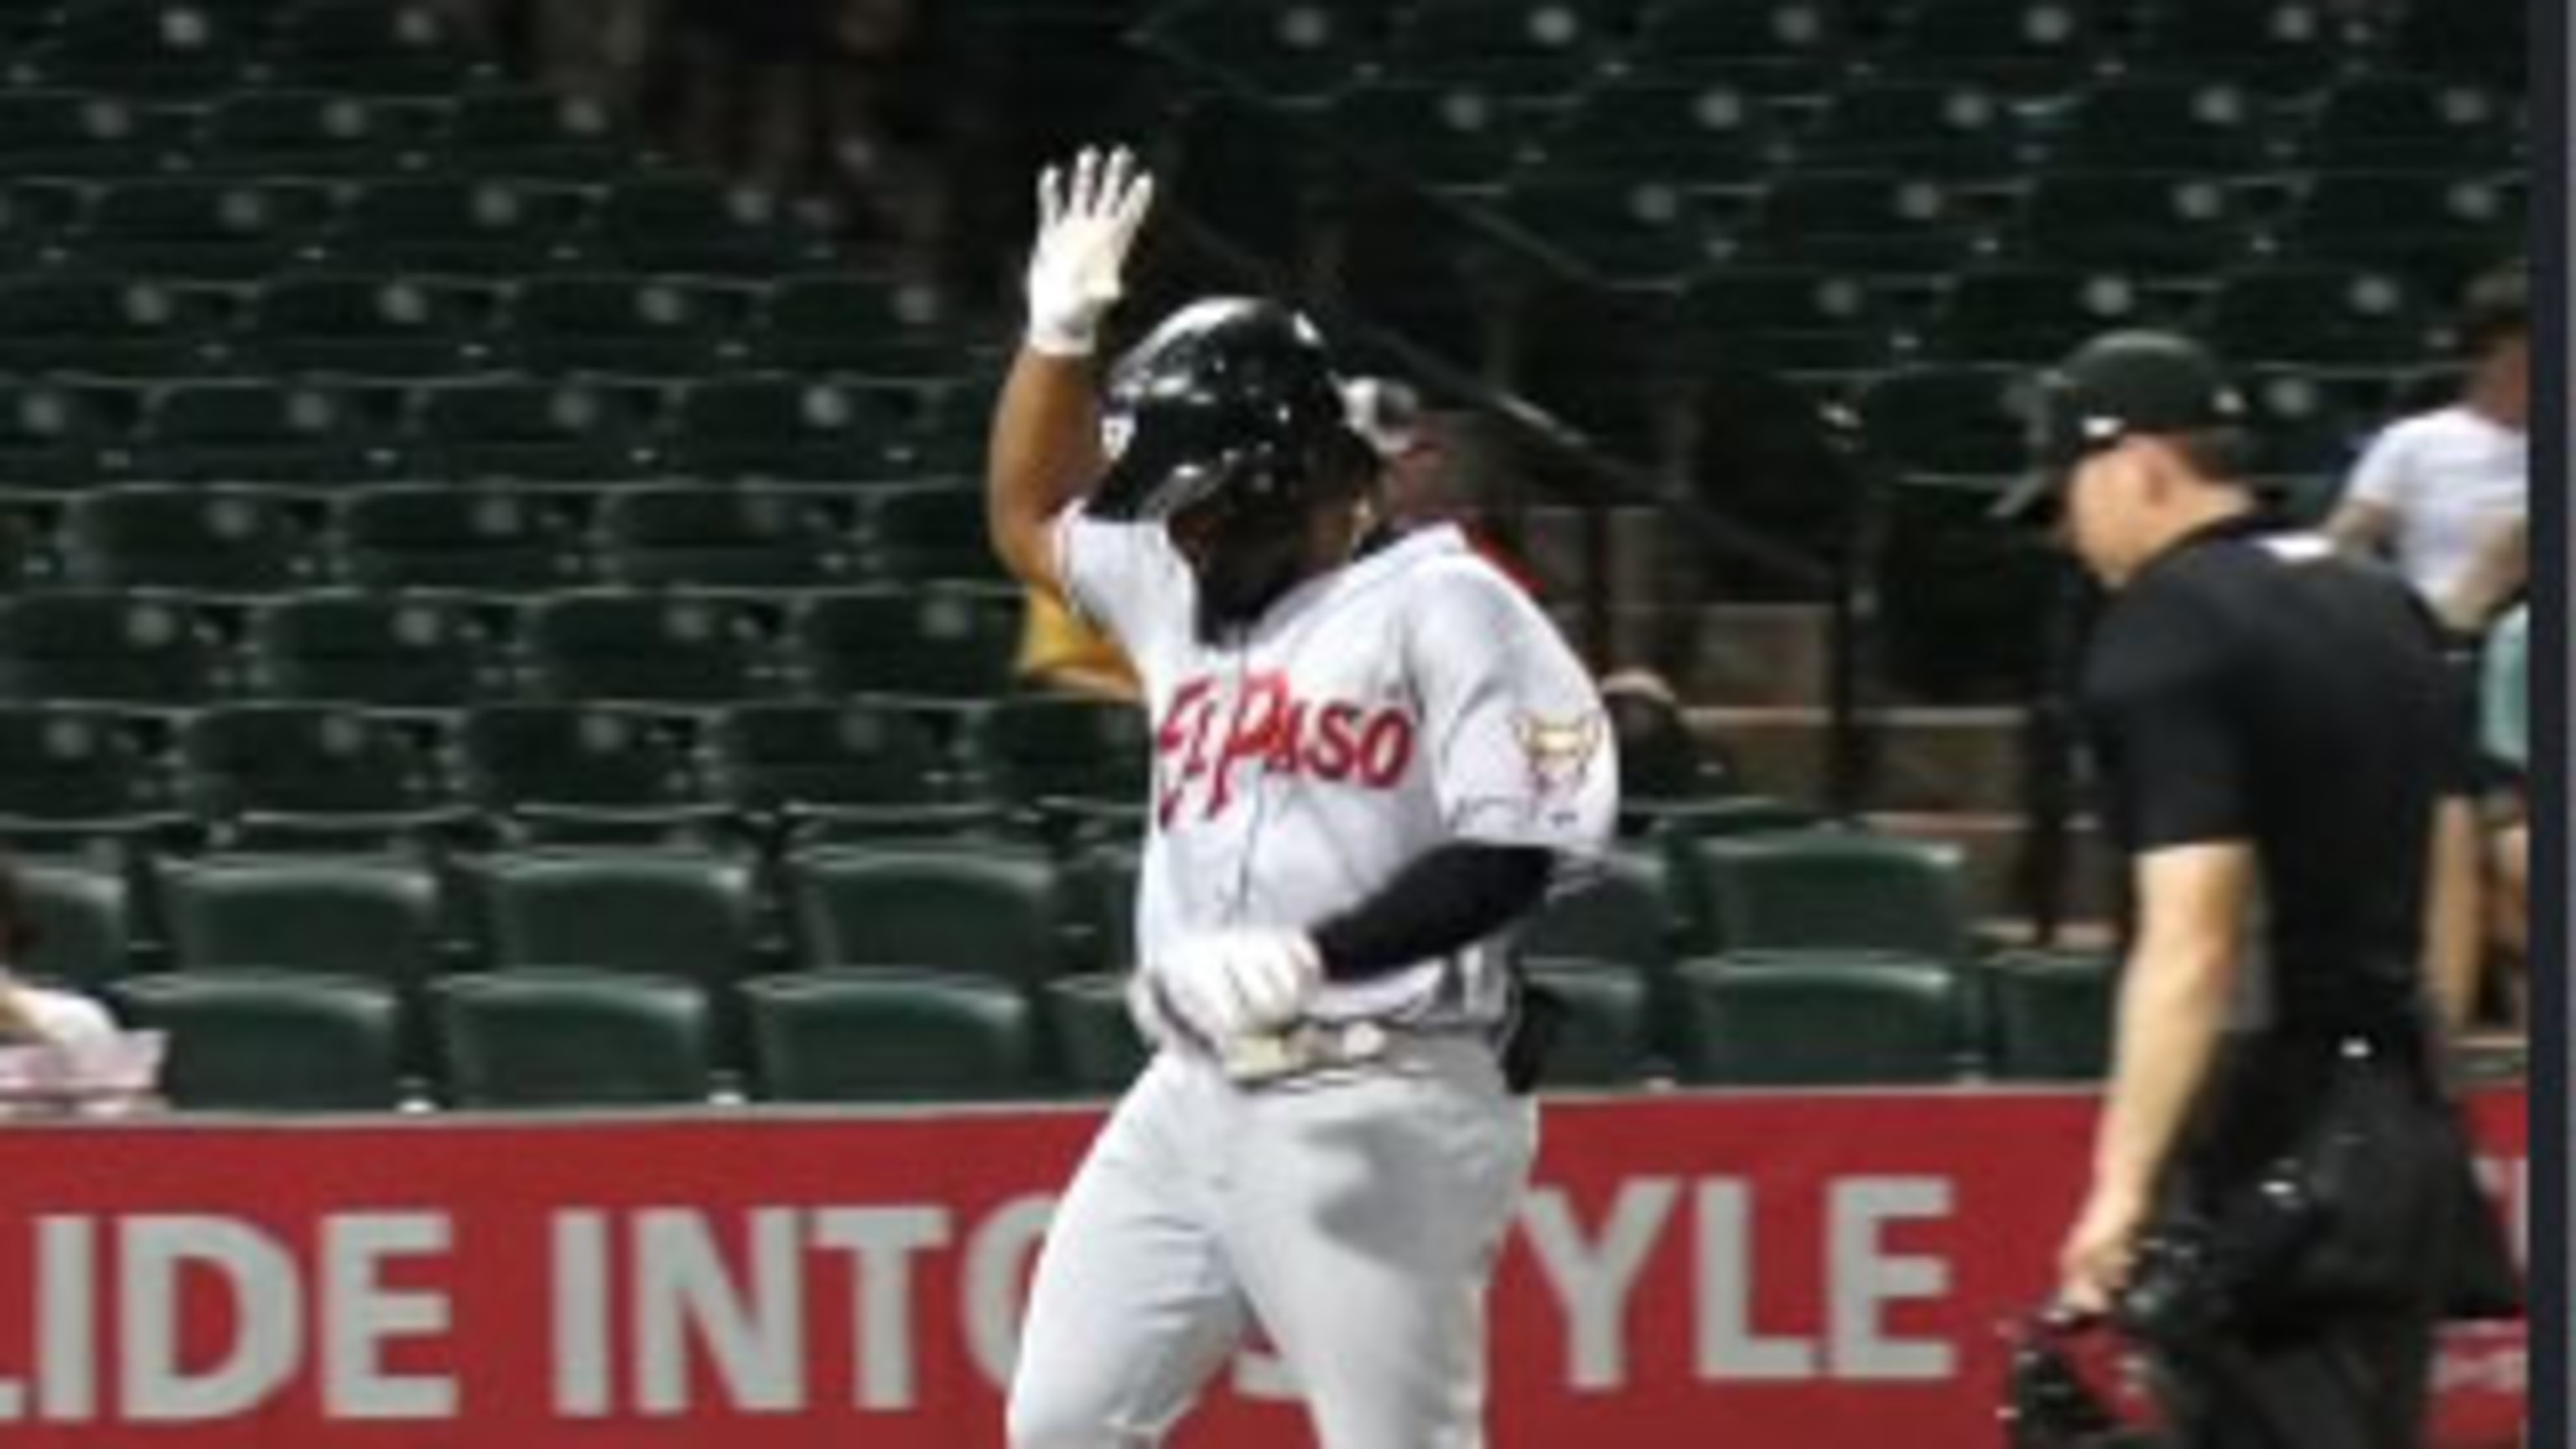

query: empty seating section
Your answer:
[0,0,2516,1104]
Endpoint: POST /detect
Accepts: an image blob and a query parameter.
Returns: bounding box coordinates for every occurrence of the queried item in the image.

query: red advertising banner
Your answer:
[0,1087,2527,1447]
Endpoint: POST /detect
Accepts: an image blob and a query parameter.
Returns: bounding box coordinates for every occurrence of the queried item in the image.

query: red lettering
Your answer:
[1357,712,1415,787]
[1267,701,1307,775]
[1155,678,1220,828]
[1309,704,1362,782]
[1205,674,1286,818]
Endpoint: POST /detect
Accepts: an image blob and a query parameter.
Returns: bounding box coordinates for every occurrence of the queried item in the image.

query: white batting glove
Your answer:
[1153,928,1323,1044]
[1023,144,1156,357]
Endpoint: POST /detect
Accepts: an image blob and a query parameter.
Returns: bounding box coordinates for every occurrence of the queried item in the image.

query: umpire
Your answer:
[1997,330,2492,1447]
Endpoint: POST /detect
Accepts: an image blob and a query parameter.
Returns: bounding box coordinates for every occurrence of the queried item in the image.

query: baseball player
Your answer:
[987,146,1617,1448]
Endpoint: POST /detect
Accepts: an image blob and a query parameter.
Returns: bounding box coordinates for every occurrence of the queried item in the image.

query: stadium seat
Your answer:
[2204,265,2432,367]
[0,182,88,276]
[1857,365,2033,477]
[1493,174,1721,285]
[1514,852,1674,973]
[865,482,1005,581]
[198,91,440,178]
[668,378,893,483]
[786,845,1064,983]
[116,970,408,1111]
[2392,0,2523,81]
[59,486,330,594]
[0,277,222,377]
[0,707,185,850]
[445,89,633,179]
[760,273,972,378]
[81,179,330,281]
[247,592,512,708]
[0,593,241,707]
[263,0,492,94]
[29,2,247,93]
[339,485,593,591]
[1685,830,1975,962]
[138,381,396,484]
[522,591,788,705]
[2020,172,2251,273]
[1671,953,1970,1085]
[2048,77,2271,174]
[1535,78,1779,190]
[1981,948,2115,1081]
[1749,173,1979,273]
[332,179,589,275]
[247,274,498,378]
[10,857,137,997]
[465,847,761,989]
[706,701,952,817]
[512,274,756,377]
[790,584,1021,703]
[1628,0,1845,93]
[2239,366,2382,480]
[1799,80,2018,179]
[2303,77,2518,170]
[457,704,714,828]
[1930,266,2154,365]
[589,179,834,276]
[1887,0,2101,90]
[1140,0,1390,102]
[0,382,127,486]
[745,968,1038,1102]
[1385,0,1618,98]
[179,703,459,834]
[968,695,1153,813]
[1522,958,1658,1087]
[2286,171,2523,297]
[155,852,449,989]
[1327,83,1530,190]
[595,485,854,589]
[1041,972,1150,1093]
[0,91,184,178]
[433,969,714,1108]
[409,380,657,483]
[1678,267,1889,376]
[2138,0,2367,80]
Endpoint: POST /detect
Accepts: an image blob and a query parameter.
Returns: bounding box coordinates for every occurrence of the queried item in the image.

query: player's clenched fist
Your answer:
[1152,928,1322,1043]
[1023,144,1156,358]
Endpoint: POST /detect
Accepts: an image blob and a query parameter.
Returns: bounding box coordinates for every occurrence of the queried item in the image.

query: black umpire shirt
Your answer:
[2080,514,2466,1041]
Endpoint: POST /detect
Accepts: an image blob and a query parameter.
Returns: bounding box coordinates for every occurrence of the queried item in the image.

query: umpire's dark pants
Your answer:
[2153,1304,2437,1449]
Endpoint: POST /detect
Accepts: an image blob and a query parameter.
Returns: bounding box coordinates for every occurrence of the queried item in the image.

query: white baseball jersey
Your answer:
[1053,512,1617,1028]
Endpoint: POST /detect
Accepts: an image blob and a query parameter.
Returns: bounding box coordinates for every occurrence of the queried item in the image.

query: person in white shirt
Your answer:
[2325,267,2528,631]
[0,858,118,1048]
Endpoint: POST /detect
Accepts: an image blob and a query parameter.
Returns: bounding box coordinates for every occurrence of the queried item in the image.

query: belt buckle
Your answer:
[1223,1020,1389,1086]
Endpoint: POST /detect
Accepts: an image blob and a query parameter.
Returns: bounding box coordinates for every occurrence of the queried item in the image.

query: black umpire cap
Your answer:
[1992,329,2251,524]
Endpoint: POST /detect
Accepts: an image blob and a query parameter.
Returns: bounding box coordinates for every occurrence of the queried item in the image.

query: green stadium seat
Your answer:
[1931,266,2153,365]
[0,91,185,178]
[595,485,855,589]
[745,968,1038,1102]
[709,701,952,816]
[60,486,330,594]
[1679,267,1889,377]
[1750,172,1980,273]
[2021,172,2250,273]
[1672,953,1971,1085]
[522,591,788,705]
[465,847,761,989]
[1516,852,1674,973]
[512,274,756,377]
[1041,971,1150,1093]
[589,179,834,276]
[1981,948,2115,1081]
[198,91,441,177]
[0,707,185,850]
[2392,0,2522,81]
[409,380,656,483]
[248,274,498,378]
[433,969,714,1108]
[179,704,457,833]
[2240,366,2380,480]
[2287,171,2521,299]
[787,844,1064,983]
[247,592,515,707]
[1857,365,2032,476]
[968,694,1152,815]
[0,276,221,378]
[1888,0,2100,89]
[865,481,1004,580]
[32,2,247,93]
[11,858,137,997]
[1494,174,1720,286]
[156,851,449,989]
[1327,83,1530,190]
[1533,79,1779,188]
[0,593,241,707]
[445,89,634,178]
[1386,0,1618,98]
[791,584,1021,703]
[1800,80,2018,179]
[1522,958,1658,1087]
[139,381,396,484]
[458,704,713,825]
[264,0,493,95]
[2205,265,2432,367]
[0,382,126,487]
[1633,0,1845,80]
[2140,0,2361,80]
[759,273,973,378]
[116,970,408,1111]
[1687,830,1975,962]
[669,378,892,483]
[332,179,589,275]
[339,485,593,590]
[82,179,330,281]
[2306,77,2519,170]
[2049,78,2270,174]
[1139,0,1389,103]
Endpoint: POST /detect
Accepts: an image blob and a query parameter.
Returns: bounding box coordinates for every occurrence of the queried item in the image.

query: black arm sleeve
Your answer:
[1309,844,1556,983]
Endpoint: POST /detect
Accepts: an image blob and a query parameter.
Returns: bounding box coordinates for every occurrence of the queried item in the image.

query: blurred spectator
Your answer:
[0,859,117,1050]
[1600,667,1730,805]
[2324,265,2529,632]
[1346,377,1543,595]
[1017,589,1142,703]
[2478,601,2527,1026]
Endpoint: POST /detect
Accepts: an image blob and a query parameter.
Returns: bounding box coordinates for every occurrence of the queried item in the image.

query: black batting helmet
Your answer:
[1087,298,1373,524]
